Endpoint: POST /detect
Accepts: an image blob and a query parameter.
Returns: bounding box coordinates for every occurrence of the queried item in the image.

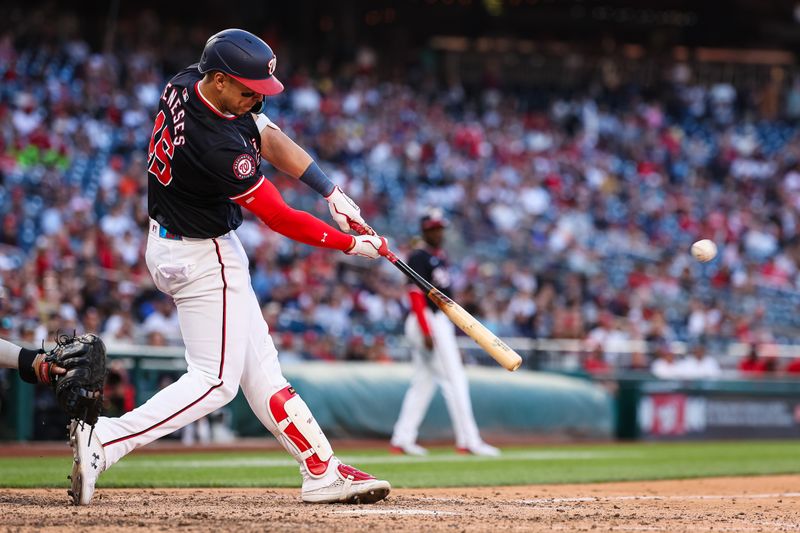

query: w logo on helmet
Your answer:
[199,29,284,96]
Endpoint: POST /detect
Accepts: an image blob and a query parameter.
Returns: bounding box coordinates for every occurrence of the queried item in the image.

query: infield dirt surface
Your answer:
[2,475,799,532]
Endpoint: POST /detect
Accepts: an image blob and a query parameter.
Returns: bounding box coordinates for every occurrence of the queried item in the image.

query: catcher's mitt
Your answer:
[45,333,107,426]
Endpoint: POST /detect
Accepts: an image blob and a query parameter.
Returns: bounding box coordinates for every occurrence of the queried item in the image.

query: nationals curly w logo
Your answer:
[233,153,257,179]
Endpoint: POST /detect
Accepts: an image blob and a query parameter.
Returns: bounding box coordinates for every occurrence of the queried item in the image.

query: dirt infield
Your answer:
[2,475,799,532]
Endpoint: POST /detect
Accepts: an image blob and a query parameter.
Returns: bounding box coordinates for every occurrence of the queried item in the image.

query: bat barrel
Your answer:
[349,221,522,371]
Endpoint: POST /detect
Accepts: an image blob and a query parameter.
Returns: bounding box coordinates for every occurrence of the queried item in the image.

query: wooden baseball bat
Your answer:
[350,223,523,371]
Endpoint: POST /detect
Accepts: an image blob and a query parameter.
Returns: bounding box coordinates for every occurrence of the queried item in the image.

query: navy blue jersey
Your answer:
[407,247,452,312]
[147,65,263,238]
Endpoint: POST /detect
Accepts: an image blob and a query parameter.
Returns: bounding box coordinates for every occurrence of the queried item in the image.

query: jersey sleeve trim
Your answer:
[254,113,280,132]
[229,176,266,201]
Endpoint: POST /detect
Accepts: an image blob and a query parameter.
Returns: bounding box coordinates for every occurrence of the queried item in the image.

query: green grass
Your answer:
[1,441,799,489]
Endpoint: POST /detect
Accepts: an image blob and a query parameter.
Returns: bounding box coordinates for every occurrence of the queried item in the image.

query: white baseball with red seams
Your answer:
[690,239,717,262]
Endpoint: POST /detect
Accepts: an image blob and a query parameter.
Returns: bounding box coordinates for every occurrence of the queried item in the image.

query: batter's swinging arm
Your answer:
[350,222,523,372]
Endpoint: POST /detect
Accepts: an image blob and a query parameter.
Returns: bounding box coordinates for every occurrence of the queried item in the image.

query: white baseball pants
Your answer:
[93,223,293,468]
[391,309,483,449]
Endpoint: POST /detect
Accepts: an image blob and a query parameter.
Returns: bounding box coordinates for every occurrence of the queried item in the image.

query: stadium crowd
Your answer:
[3,13,800,375]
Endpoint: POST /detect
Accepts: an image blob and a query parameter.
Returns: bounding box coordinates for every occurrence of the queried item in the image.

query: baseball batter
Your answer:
[69,29,391,505]
[390,209,500,457]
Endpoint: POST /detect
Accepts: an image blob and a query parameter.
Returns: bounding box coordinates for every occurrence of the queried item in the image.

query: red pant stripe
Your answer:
[212,238,227,379]
[102,383,222,447]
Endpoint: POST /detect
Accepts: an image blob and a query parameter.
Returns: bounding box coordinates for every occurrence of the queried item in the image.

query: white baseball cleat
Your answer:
[301,462,391,504]
[457,442,501,457]
[67,420,106,505]
[390,443,429,456]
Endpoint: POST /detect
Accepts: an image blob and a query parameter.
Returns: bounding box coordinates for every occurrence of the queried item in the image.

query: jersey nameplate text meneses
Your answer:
[147,64,264,238]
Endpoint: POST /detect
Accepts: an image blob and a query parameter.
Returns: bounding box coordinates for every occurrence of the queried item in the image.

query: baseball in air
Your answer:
[690,239,717,262]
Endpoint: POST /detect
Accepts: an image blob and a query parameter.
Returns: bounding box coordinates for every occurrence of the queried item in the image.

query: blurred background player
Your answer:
[390,209,499,457]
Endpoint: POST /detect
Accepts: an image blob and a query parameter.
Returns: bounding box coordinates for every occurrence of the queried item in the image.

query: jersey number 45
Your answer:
[148,110,174,186]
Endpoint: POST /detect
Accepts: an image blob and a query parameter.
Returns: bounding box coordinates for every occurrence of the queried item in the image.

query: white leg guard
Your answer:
[242,341,390,503]
[268,386,334,477]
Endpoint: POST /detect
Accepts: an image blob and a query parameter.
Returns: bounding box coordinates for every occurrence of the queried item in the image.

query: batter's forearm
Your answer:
[255,120,334,196]
[232,177,353,251]
[258,125,313,178]
[267,208,353,250]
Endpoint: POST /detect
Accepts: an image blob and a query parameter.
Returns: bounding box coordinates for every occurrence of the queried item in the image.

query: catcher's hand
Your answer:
[43,333,107,426]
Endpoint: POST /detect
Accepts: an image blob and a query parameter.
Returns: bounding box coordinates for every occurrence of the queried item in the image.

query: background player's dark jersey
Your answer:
[147,64,263,238]
[407,247,452,312]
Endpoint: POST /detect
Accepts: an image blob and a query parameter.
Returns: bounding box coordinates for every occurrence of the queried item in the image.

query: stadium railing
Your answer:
[4,337,799,441]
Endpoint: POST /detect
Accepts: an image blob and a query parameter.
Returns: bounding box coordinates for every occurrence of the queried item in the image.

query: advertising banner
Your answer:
[637,385,800,439]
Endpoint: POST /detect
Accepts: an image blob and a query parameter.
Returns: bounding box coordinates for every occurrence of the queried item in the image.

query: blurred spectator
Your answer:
[301,331,336,361]
[626,350,650,372]
[582,343,610,375]
[761,356,780,374]
[738,344,769,375]
[141,298,180,344]
[552,299,585,339]
[103,360,136,417]
[785,357,800,374]
[147,331,168,347]
[650,342,682,379]
[276,332,304,365]
[586,311,630,366]
[102,310,139,343]
[3,13,800,372]
[344,335,370,362]
[677,342,721,379]
[367,335,392,363]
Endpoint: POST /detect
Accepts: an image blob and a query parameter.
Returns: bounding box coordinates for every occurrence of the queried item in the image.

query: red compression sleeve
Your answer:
[409,290,432,336]
[232,177,354,251]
